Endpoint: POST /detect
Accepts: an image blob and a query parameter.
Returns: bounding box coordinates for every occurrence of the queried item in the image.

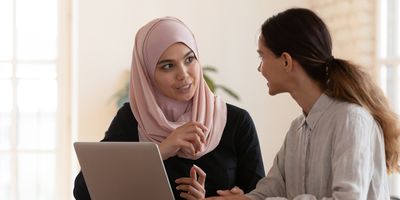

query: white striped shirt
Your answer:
[247,94,389,200]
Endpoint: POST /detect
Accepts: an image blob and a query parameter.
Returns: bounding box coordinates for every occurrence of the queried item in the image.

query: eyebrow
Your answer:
[157,50,194,65]
[257,50,263,55]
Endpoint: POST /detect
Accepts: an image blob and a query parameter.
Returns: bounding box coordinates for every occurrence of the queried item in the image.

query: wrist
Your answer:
[158,143,171,160]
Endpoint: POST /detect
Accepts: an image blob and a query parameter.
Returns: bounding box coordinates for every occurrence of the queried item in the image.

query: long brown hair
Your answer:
[261,8,400,172]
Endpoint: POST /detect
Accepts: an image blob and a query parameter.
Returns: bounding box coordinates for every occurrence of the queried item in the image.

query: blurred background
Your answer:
[0,0,399,199]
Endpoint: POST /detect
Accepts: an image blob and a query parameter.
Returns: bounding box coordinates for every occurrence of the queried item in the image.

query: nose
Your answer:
[176,64,188,80]
[257,62,262,72]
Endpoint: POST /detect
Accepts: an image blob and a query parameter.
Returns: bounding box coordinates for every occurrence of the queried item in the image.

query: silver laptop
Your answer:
[74,142,175,200]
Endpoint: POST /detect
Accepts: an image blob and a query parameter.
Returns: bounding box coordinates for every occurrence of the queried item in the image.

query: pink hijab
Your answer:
[129,17,227,160]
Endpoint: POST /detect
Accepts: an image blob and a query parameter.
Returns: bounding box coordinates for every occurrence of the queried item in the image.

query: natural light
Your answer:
[0,0,59,199]
[1,0,400,200]
[379,0,400,198]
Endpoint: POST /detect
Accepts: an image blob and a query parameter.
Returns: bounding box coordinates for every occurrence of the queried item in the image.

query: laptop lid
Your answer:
[74,142,175,200]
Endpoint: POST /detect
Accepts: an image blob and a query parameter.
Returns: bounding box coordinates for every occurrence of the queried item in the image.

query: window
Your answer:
[378,0,400,197]
[378,0,400,112]
[0,0,70,199]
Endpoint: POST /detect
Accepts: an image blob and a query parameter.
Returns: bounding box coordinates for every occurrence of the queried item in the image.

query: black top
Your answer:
[73,103,265,200]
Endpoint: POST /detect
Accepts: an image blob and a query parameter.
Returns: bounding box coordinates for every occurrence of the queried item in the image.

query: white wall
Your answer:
[73,0,309,171]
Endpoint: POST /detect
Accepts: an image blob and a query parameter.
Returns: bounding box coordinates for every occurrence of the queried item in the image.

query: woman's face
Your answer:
[154,43,200,101]
[257,36,288,95]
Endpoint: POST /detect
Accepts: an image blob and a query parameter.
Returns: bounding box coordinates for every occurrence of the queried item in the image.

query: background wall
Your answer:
[310,0,377,76]
[72,0,309,173]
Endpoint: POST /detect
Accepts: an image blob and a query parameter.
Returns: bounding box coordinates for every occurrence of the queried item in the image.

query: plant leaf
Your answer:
[203,66,218,73]
[215,84,240,101]
[203,74,216,92]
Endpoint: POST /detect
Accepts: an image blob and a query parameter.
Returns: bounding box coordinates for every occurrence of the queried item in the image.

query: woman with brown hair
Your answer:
[207,7,400,200]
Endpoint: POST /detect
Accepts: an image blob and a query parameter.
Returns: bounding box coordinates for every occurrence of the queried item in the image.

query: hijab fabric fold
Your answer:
[129,17,227,160]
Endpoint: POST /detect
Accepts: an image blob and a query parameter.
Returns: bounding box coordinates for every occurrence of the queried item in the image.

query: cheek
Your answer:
[154,75,163,89]
[260,62,269,76]
[154,73,173,91]
[189,65,201,80]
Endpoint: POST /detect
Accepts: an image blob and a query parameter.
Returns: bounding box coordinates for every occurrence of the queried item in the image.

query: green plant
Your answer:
[111,66,240,108]
[202,65,240,100]
[112,79,130,108]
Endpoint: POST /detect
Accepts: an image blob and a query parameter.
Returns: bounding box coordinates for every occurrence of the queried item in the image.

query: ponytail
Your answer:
[326,58,400,173]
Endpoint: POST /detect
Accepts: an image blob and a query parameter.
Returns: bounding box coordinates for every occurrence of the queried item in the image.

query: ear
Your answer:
[281,52,293,72]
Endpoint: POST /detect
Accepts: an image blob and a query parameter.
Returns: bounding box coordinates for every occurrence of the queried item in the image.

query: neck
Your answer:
[289,77,323,115]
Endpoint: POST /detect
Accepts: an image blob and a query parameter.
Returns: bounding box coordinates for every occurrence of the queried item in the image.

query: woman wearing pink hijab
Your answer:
[73,17,265,200]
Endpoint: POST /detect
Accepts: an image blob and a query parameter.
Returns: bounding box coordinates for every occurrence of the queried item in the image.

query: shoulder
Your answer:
[226,103,252,121]
[287,114,304,132]
[329,100,374,124]
[326,100,380,141]
[116,103,138,124]
[118,102,135,116]
[223,103,256,135]
[103,102,138,141]
[221,104,260,148]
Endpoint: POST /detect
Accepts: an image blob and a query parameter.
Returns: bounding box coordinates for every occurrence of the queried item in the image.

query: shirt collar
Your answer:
[296,93,334,131]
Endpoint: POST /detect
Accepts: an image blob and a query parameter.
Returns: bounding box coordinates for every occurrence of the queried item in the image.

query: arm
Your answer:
[73,172,91,200]
[263,107,380,200]
[101,103,138,142]
[246,139,287,200]
[326,109,377,199]
[234,110,265,192]
[205,143,289,200]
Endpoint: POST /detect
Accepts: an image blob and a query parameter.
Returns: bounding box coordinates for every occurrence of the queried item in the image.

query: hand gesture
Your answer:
[159,122,207,160]
[176,164,206,200]
[203,186,248,200]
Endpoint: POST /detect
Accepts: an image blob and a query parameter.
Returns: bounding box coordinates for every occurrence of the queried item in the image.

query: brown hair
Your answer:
[261,8,400,172]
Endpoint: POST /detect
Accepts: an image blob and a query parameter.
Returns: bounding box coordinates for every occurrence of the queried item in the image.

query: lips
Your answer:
[176,83,192,90]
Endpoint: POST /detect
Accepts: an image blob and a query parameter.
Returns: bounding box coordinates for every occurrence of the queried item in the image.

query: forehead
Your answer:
[257,36,269,53]
[159,43,192,58]
[257,35,267,48]
[257,36,277,57]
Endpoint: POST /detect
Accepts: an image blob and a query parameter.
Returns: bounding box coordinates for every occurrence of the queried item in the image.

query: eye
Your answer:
[160,63,173,70]
[185,55,196,64]
[258,55,266,62]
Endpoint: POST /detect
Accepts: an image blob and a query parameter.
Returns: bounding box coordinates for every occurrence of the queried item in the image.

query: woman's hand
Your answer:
[216,186,244,196]
[203,186,247,200]
[175,164,206,200]
[203,195,249,200]
[159,122,207,160]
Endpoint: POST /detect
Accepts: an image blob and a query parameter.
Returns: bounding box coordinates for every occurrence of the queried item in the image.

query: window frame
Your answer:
[0,0,72,199]
[376,0,400,198]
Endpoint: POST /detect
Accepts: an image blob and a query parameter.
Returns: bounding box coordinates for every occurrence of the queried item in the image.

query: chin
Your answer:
[171,87,197,101]
[175,94,195,102]
[268,89,279,96]
[269,89,287,96]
